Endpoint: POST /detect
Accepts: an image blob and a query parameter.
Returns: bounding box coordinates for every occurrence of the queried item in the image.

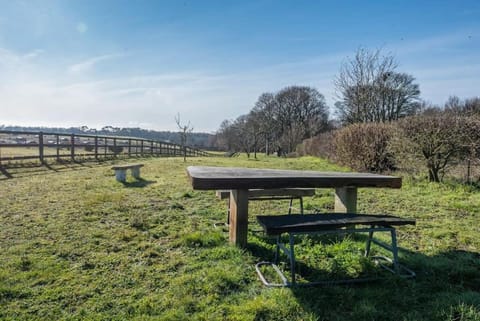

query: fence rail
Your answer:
[0,130,212,164]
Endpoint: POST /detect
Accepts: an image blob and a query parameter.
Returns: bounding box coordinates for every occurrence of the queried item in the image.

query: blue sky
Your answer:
[0,0,479,132]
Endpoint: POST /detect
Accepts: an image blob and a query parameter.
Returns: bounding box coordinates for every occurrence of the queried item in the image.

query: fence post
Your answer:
[128,139,131,157]
[39,132,44,164]
[467,159,471,184]
[70,134,75,162]
[56,135,60,161]
[113,138,117,158]
[94,136,98,160]
[141,140,144,156]
[151,141,154,157]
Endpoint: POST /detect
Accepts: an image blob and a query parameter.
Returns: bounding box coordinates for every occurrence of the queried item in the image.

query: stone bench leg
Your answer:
[115,169,127,182]
[131,167,141,179]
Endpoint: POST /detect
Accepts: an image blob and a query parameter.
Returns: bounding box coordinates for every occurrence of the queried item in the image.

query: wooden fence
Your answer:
[0,130,212,165]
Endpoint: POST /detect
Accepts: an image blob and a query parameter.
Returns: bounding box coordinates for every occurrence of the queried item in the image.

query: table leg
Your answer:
[334,187,357,213]
[229,189,249,247]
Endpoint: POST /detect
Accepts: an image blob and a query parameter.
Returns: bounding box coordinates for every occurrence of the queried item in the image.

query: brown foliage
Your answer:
[332,123,396,172]
[297,131,336,159]
[394,114,472,182]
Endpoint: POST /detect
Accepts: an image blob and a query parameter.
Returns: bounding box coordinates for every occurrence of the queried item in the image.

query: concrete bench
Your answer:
[111,163,144,182]
[214,188,316,227]
[255,213,416,287]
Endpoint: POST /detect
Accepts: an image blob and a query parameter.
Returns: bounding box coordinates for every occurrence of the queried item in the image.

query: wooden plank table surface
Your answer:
[186,166,402,247]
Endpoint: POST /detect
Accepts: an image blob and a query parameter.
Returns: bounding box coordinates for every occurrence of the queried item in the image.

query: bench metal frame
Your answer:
[256,225,416,287]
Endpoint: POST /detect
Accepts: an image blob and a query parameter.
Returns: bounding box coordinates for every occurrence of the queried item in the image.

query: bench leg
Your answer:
[272,234,297,285]
[289,234,296,285]
[288,197,304,215]
[390,229,400,273]
[229,189,249,247]
[115,170,126,182]
[365,226,374,257]
[274,235,280,264]
[334,187,357,213]
[226,198,231,225]
[131,167,141,179]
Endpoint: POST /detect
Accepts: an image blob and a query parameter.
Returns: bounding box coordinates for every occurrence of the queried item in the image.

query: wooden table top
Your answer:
[186,166,402,190]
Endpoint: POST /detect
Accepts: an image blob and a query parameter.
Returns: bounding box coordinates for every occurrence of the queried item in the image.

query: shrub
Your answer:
[299,131,336,159]
[394,114,474,182]
[332,123,396,172]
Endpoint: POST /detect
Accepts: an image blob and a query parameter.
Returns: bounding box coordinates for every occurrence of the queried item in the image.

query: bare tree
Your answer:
[253,86,329,154]
[334,48,420,124]
[252,92,278,155]
[215,119,235,152]
[175,113,193,162]
[395,114,469,182]
[464,97,480,115]
[215,86,329,156]
[445,95,480,116]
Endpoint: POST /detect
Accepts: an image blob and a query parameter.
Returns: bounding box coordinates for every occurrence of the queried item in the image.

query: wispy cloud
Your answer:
[68,53,124,74]
[1,29,479,132]
[23,49,45,60]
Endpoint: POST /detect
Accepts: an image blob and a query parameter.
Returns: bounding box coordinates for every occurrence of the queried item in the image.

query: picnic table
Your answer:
[186,166,402,247]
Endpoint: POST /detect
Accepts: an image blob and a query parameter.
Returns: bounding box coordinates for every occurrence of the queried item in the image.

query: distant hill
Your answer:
[0,125,217,149]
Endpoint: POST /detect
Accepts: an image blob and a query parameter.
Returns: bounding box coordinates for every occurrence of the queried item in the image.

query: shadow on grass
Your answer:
[0,166,13,179]
[247,234,480,321]
[43,163,59,172]
[0,161,109,180]
[121,178,156,188]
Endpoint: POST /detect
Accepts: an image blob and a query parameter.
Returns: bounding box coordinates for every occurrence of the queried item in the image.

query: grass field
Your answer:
[1,155,479,320]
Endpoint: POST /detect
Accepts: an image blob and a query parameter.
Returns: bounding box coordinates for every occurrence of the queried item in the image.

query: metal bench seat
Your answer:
[255,213,416,287]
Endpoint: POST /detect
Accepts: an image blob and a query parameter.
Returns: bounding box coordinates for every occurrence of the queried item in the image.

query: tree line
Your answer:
[214,48,480,182]
[215,86,330,157]
[214,48,422,156]
[0,125,216,149]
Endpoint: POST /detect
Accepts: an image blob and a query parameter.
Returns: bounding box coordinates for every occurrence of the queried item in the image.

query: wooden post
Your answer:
[38,132,44,164]
[113,138,117,158]
[467,158,471,184]
[150,141,154,156]
[141,140,144,156]
[56,135,60,161]
[70,134,75,162]
[94,136,98,160]
[128,139,131,157]
[104,138,107,158]
[229,189,249,247]
[334,187,357,213]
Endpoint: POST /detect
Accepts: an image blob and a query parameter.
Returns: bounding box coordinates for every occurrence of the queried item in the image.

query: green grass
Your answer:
[0,155,479,320]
